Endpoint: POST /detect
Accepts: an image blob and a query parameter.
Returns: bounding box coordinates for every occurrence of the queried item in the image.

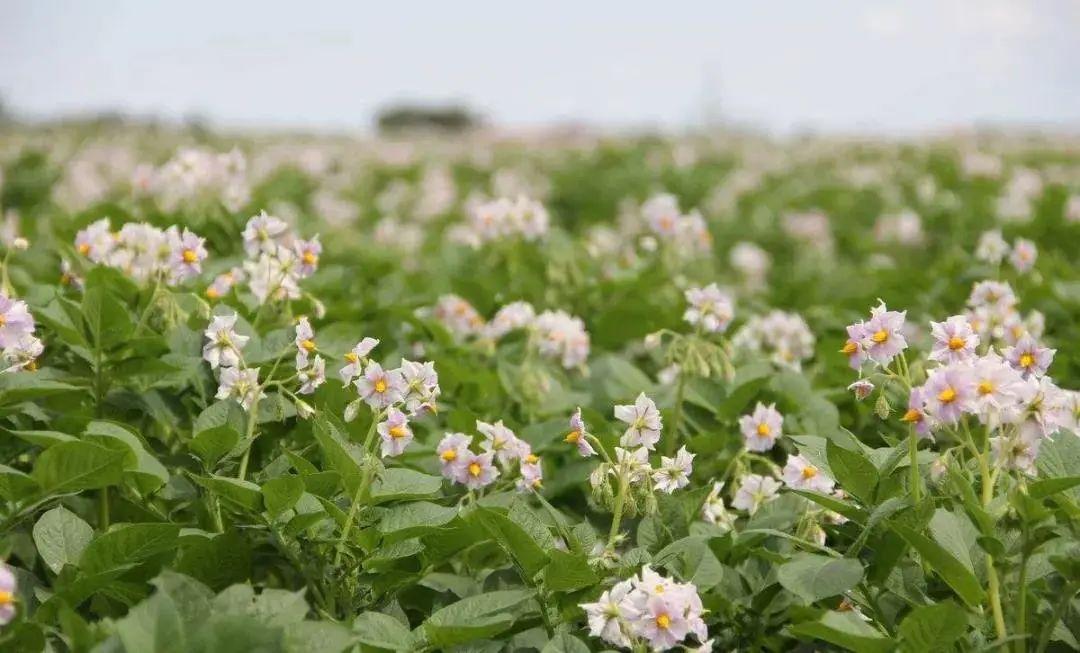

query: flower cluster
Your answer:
[0,293,43,374]
[341,337,441,427]
[732,310,815,369]
[141,146,251,213]
[682,284,734,334]
[640,194,711,254]
[453,195,549,245]
[580,565,709,651]
[842,301,908,371]
[436,420,541,492]
[233,211,322,305]
[974,230,1037,273]
[202,314,262,411]
[75,219,208,285]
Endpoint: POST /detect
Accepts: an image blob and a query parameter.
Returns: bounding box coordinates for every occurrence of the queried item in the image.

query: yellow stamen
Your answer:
[841,341,858,355]
[938,387,957,403]
[440,449,457,462]
[181,249,199,264]
[77,243,91,255]
[302,251,318,265]
[374,379,388,393]
[525,453,539,464]
[565,430,581,444]
[871,329,889,344]
[344,352,359,363]
[300,339,316,352]
[801,465,818,479]
[468,462,482,477]
[655,614,671,629]
[978,381,994,395]
[947,336,965,350]
[389,425,407,439]
[205,287,220,299]
[756,423,771,437]
[1019,353,1035,368]
[0,590,12,605]
[900,408,921,423]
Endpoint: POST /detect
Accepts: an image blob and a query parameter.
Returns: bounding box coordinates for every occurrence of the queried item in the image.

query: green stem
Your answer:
[665,370,687,457]
[333,416,380,566]
[1034,582,1079,653]
[606,467,629,551]
[909,425,921,503]
[236,396,261,480]
[979,443,1007,643]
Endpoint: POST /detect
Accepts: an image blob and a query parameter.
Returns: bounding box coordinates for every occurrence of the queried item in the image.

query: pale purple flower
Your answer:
[653,446,694,494]
[477,420,526,465]
[732,474,781,514]
[635,594,691,651]
[355,362,405,409]
[782,454,835,493]
[454,450,500,489]
[615,393,663,450]
[378,407,413,457]
[739,402,782,452]
[400,359,440,415]
[580,580,635,648]
[921,364,976,424]
[565,407,596,457]
[701,482,734,530]
[294,236,322,278]
[0,294,35,349]
[970,353,1026,423]
[339,337,379,383]
[683,283,734,334]
[75,217,114,262]
[294,317,316,369]
[860,302,907,365]
[990,423,1042,475]
[483,301,535,340]
[1003,335,1055,379]
[0,562,16,625]
[242,211,291,257]
[1009,238,1037,273]
[517,453,543,492]
[968,280,1017,311]
[841,322,869,370]
[169,228,207,282]
[975,230,1009,265]
[848,379,874,401]
[616,446,653,485]
[901,386,933,438]
[297,355,325,395]
[437,433,472,479]
[202,313,249,369]
[929,315,980,364]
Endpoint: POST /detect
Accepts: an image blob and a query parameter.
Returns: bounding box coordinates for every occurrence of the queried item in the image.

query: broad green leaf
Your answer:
[790,610,893,653]
[891,524,984,607]
[541,630,591,653]
[351,611,414,651]
[312,414,363,495]
[897,601,968,651]
[84,420,169,494]
[777,553,864,603]
[378,501,458,539]
[826,440,878,504]
[0,464,39,501]
[422,589,536,648]
[370,468,444,504]
[543,549,599,593]
[262,476,304,518]
[284,621,356,653]
[31,440,125,495]
[192,476,264,512]
[468,507,550,578]
[33,506,93,574]
[1028,476,1080,499]
[80,523,180,574]
[115,592,185,653]
[190,426,241,469]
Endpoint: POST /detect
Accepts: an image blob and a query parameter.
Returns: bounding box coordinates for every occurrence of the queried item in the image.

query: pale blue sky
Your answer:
[2,1,1078,133]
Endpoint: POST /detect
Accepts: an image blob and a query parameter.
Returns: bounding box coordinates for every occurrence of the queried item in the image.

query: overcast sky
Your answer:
[2,1,1078,134]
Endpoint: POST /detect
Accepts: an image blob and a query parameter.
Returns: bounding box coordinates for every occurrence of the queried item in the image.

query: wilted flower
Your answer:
[615,393,663,450]
[534,309,591,369]
[400,359,440,415]
[701,482,734,530]
[739,402,783,452]
[517,453,543,492]
[2,334,43,373]
[848,379,874,401]
[483,301,535,339]
[990,424,1042,475]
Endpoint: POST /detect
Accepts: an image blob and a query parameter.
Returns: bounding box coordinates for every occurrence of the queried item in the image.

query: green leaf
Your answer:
[284,621,356,653]
[790,610,893,653]
[33,506,94,574]
[82,268,135,350]
[541,630,591,653]
[468,507,551,578]
[84,420,169,494]
[890,524,984,607]
[897,601,968,651]
[190,426,241,469]
[543,549,599,593]
[0,464,39,501]
[31,440,125,495]
[422,589,536,648]
[826,440,878,504]
[114,592,185,653]
[192,476,264,512]
[174,531,251,591]
[777,553,864,603]
[351,611,414,651]
[312,414,364,495]
[80,523,180,574]
[377,501,458,539]
[262,476,305,518]
[369,468,444,504]
[0,372,83,406]
[1028,475,1080,499]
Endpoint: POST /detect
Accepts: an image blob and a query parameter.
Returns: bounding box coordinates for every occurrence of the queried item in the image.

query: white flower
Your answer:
[355,362,406,409]
[580,580,635,648]
[294,317,317,369]
[339,337,379,383]
[732,474,781,514]
[653,446,694,494]
[297,355,325,395]
[202,313,249,369]
[683,283,734,333]
[701,482,734,530]
[738,402,782,452]
[477,420,527,465]
[614,393,663,450]
[781,454,835,493]
[378,407,413,457]
[216,366,263,411]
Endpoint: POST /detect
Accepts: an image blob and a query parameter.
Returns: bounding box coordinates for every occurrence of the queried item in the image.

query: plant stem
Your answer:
[665,370,687,457]
[909,425,920,503]
[236,400,261,480]
[333,416,380,566]
[978,444,1008,643]
[606,466,628,551]
[1034,582,1079,653]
